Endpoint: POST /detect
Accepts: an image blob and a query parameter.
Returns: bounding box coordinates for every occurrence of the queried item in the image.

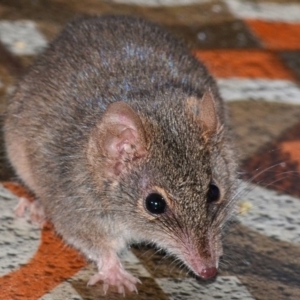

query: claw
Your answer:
[14,196,46,227]
[87,273,102,286]
[117,285,125,295]
[88,253,140,295]
[103,283,109,295]
[14,197,31,217]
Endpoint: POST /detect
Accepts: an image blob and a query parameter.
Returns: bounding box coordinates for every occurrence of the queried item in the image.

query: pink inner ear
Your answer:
[106,113,137,130]
[186,90,219,135]
[114,127,138,155]
[199,90,218,134]
[98,101,148,175]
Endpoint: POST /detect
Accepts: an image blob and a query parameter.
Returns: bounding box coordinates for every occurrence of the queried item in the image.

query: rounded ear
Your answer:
[87,101,148,177]
[186,90,221,139]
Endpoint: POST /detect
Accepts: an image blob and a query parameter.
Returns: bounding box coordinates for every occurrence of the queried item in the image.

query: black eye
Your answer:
[207,184,220,203]
[145,193,166,214]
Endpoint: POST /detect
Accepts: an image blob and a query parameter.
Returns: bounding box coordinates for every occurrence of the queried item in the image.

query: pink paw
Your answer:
[14,197,46,227]
[88,255,141,295]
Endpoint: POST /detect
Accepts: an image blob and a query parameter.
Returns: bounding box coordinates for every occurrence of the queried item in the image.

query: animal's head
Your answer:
[87,89,237,279]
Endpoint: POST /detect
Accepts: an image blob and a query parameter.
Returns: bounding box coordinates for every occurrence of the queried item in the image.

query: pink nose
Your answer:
[199,267,218,279]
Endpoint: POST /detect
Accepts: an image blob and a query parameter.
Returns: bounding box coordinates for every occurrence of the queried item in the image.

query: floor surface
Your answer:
[0,1,300,299]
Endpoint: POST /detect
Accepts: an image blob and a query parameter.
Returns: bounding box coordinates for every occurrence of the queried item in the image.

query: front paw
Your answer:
[88,254,141,295]
[14,197,46,227]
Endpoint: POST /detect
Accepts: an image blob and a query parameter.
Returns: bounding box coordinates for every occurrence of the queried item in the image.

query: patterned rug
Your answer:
[0,1,300,299]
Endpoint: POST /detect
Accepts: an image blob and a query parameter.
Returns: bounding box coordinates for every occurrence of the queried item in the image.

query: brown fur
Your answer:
[4,15,237,287]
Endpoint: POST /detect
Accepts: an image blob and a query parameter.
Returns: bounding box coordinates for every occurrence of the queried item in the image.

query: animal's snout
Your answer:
[199,267,218,279]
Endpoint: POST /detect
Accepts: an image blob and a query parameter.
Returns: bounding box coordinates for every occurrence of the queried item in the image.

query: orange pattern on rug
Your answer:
[0,183,86,300]
[195,50,296,80]
[246,20,300,50]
